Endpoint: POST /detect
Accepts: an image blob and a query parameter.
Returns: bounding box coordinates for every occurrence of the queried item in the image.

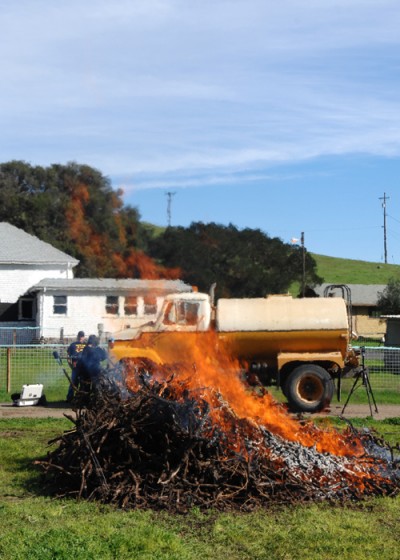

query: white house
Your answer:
[29,278,193,340]
[0,222,78,325]
[0,222,192,342]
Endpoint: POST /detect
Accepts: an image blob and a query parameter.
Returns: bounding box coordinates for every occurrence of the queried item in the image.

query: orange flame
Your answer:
[121,331,364,457]
[65,183,181,279]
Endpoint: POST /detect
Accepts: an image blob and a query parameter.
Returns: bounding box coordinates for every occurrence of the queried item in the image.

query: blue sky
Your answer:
[2,1,400,263]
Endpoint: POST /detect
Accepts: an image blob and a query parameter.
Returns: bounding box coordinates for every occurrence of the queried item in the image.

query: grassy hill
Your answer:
[142,221,400,286]
[311,254,400,285]
[141,221,165,237]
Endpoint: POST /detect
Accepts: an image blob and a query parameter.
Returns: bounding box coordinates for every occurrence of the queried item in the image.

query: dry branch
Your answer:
[38,364,400,512]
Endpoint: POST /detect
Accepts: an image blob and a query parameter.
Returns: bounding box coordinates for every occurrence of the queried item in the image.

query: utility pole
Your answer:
[291,233,306,297]
[379,193,389,264]
[301,231,306,297]
[165,191,176,227]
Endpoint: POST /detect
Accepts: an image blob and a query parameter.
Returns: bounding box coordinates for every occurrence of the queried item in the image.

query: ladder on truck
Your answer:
[323,284,354,403]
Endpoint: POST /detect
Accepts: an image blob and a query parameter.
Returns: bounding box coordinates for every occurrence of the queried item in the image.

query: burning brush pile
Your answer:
[40,359,400,512]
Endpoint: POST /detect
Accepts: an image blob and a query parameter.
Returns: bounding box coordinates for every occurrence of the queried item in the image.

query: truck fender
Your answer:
[277,351,344,371]
[111,347,163,365]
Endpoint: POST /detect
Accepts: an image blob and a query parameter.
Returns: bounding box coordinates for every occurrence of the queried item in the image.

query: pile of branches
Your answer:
[39,370,400,512]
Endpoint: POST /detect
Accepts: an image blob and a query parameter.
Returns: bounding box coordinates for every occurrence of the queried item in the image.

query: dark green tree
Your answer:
[149,222,322,298]
[0,160,65,239]
[0,162,322,288]
[0,160,153,278]
[377,278,400,314]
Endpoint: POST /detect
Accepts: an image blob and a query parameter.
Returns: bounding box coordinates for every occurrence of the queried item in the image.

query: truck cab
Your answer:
[155,292,212,332]
[111,291,359,413]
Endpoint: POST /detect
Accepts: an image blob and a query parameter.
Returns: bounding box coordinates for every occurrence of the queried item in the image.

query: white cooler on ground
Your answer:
[13,384,44,406]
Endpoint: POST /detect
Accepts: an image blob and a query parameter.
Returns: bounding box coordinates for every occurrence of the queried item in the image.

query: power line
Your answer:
[386,226,400,241]
[387,212,400,225]
[274,225,382,237]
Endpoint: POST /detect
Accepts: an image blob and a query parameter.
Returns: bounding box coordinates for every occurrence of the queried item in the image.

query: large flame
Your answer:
[120,331,364,457]
[65,182,180,279]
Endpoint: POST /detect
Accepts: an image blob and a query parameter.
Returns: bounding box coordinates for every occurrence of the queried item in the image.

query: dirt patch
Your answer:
[0,430,26,437]
[312,403,400,421]
[1,402,400,420]
[0,402,72,419]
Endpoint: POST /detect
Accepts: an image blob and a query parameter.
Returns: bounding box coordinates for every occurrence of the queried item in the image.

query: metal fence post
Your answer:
[6,347,11,392]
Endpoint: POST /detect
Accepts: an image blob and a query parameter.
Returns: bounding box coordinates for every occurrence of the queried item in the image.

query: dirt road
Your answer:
[1,401,400,421]
[0,401,72,419]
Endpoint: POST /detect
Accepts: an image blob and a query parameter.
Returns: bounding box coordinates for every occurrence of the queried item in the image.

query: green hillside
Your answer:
[143,221,400,287]
[311,254,400,285]
[141,221,165,238]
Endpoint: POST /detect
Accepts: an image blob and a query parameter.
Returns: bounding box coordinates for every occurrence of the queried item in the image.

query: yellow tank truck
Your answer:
[111,292,360,412]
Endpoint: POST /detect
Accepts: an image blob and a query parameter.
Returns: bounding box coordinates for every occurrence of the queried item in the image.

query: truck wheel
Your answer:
[285,365,334,413]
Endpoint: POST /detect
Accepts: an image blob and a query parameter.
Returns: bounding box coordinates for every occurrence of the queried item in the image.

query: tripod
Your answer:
[341,346,379,417]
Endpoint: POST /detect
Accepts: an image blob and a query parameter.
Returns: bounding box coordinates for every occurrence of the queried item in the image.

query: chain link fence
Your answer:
[0,328,110,402]
[349,345,400,390]
[1,340,400,404]
[0,344,70,400]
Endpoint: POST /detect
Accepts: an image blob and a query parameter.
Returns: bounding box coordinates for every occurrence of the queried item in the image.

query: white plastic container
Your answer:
[13,384,43,406]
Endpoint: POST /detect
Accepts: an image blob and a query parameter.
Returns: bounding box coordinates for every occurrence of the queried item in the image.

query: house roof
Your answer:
[0,222,79,266]
[312,283,386,306]
[29,278,193,294]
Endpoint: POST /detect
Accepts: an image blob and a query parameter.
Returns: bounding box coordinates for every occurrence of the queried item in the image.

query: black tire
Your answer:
[285,364,334,413]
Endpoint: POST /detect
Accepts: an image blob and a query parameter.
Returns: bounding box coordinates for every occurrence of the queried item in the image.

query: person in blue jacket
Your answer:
[66,330,86,402]
[78,334,107,392]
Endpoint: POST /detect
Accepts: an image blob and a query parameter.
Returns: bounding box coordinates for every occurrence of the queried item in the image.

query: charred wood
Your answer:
[38,365,400,512]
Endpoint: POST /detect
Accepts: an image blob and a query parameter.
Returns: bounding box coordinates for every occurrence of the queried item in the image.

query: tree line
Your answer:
[0,160,322,298]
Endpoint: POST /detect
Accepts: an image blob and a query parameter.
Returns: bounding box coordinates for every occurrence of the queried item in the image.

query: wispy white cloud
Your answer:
[2,0,400,189]
[119,168,330,192]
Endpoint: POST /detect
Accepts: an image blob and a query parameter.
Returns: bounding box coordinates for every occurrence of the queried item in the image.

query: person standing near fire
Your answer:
[78,334,107,393]
[66,330,86,402]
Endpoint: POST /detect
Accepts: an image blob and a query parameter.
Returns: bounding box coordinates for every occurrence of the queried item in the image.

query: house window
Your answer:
[368,307,381,318]
[144,295,157,315]
[19,298,35,320]
[53,295,67,315]
[106,296,119,315]
[124,296,138,316]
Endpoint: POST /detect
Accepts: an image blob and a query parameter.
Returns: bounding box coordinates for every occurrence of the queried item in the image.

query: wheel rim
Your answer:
[295,375,324,404]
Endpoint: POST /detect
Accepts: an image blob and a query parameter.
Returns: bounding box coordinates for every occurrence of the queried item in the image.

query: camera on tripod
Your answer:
[342,345,378,416]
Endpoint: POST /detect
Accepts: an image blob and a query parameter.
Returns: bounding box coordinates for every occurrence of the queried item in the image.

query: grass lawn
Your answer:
[0,416,399,560]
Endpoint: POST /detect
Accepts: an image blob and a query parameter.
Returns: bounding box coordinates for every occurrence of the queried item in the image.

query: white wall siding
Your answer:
[39,292,164,339]
[0,264,73,303]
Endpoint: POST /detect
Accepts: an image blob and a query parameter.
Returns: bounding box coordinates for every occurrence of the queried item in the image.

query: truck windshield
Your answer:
[177,302,199,326]
[162,300,201,326]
